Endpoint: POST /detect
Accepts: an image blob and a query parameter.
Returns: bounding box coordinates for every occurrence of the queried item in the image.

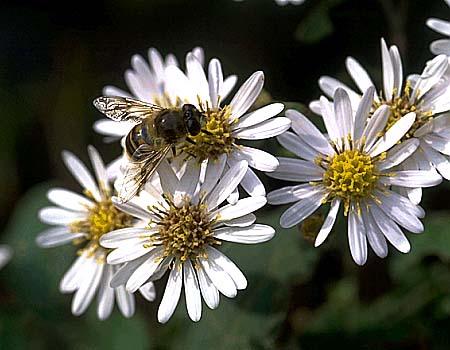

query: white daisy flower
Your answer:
[310,38,450,204]
[268,88,442,265]
[426,0,450,56]
[94,46,289,198]
[164,62,289,197]
[93,47,237,142]
[0,245,12,270]
[99,159,275,323]
[37,146,155,320]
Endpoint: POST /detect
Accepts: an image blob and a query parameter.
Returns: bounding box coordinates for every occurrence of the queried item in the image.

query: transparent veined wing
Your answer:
[115,144,171,203]
[93,96,164,123]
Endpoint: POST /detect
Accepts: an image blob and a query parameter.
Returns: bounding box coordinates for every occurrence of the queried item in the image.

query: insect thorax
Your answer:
[154,108,189,144]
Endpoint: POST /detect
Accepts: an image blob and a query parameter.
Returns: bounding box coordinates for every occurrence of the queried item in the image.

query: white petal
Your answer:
[206,246,247,289]
[267,184,316,205]
[88,145,110,193]
[183,259,202,322]
[112,198,155,221]
[233,103,284,130]
[374,189,425,218]
[240,167,266,196]
[221,75,238,100]
[206,160,248,210]
[197,265,219,309]
[186,53,209,103]
[62,150,101,202]
[277,131,320,161]
[412,55,448,101]
[115,284,135,318]
[175,159,201,203]
[208,58,223,109]
[430,39,450,56]
[38,207,86,225]
[97,264,115,320]
[421,143,450,180]
[157,263,183,324]
[345,57,375,95]
[200,155,227,198]
[72,260,104,316]
[376,192,424,234]
[59,254,88,293]
[110,255,151,288]
[314,198,340,247]
[100,227,154,249]
[266,157,324,182]
[229,71,264,121]
[232,146,278,172]
[102,85,132,98]
[126,247,164,293]
[36,227,85,248]
[214,224,274,244]
[389,45,403,97]
[348,204,368,266]
[369,112,416,157]
[334,88,354,140]
[199,257,237,298]
[139,282,156,302]
[361,207,388,258]
[280,189,328,228]
[233,117,291,140]
[157,160,180,198]
[319,96,340,143]
[380,170,442,188]
[427,18,450,36]
[353,86,375,141]
[106,243,152,265]
[318,76,361,106]
[212,196,267,222]
[424,134,450,156]
[47,188,93,212]
[222,213,256,227]
[381,38,394,100]
[370,202,411,253]
[377,138,419,170]
[165,65,196,103]
[93,119,132,137]
[361,105,390,152]
[286,109,334,156]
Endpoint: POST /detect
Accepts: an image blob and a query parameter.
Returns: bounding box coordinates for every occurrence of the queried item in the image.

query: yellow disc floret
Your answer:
[70,196,132,256]
[318,147,379,215]
[374,81,433,139]
[181,105,235,161]
[149,195,220,265]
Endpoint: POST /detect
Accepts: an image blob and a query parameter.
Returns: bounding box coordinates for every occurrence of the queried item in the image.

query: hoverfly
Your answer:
[93,96,205,202]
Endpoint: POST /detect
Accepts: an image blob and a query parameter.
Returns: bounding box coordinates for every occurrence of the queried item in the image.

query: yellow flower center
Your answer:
[149,195,220,264]
[374,81,433,139]
[316,146,381,215]
[70,195,132,255]
[180,105,235,161]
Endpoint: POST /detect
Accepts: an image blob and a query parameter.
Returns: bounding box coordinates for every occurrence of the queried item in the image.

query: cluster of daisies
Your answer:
[31,2,450,323]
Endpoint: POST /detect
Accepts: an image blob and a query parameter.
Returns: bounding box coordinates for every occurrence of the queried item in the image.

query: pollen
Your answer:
[374,81,433,140]
[180,104,235,161]
[319,148,379,215]
[150,195,220,265]
[69,196,132,255]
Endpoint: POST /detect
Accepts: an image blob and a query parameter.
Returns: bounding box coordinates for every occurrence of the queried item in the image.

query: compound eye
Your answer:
[186,118,201,136]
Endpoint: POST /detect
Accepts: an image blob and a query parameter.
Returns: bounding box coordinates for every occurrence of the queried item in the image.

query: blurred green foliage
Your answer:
[1,0,450,349]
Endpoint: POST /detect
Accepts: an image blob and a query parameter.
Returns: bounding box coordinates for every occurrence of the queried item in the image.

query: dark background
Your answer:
[0,0,449,349]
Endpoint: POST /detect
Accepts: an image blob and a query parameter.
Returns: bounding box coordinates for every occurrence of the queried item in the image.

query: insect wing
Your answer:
[116,144,171,203]
[93,96,163,123]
